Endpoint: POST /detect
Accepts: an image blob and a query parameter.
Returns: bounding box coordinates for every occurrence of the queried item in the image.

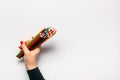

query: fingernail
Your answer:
[19,46,22,49]
[20,41,23,45]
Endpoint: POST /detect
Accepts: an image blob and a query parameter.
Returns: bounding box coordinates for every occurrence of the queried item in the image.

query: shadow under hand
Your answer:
[37,43,56,60]
[40,44,56,54]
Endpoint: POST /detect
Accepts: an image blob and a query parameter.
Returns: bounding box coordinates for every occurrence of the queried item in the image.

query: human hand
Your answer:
[21,41,41,70]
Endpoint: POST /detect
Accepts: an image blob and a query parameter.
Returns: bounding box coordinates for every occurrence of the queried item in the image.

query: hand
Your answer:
[21,41,41,70]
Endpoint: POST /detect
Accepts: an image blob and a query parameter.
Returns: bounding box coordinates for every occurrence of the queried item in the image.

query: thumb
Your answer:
[21,42,30,54]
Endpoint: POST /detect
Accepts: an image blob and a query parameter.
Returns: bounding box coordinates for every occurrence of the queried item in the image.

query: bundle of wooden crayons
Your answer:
[16,27,57,58]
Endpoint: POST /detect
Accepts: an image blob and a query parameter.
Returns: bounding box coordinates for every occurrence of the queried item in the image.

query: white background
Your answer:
[0,0,120,80]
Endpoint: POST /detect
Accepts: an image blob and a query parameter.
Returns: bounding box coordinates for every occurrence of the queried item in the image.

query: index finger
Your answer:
[21,42,30,54]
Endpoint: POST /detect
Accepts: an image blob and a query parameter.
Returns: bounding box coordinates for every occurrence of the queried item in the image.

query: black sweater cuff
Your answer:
[27,67,45,80]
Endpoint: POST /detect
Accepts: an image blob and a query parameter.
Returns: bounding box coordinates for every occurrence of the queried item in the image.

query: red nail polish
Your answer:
[20,41,23,45]
[19,46,22,49]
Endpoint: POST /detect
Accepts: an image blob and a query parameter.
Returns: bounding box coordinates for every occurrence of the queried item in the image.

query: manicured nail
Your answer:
[20,41,23,45]
[19,46,22,49]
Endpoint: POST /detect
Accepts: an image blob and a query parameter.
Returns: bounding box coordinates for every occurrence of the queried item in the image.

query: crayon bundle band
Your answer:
[16,27,57,58]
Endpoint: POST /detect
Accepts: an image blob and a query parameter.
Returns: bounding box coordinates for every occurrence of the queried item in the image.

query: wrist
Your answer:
[26,63,37,70]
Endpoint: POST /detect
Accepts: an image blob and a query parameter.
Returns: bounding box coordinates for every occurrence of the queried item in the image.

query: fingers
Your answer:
[19,36,38,54]
[19,41,23,49]
[19,40,30,49]
[21,42,30,54]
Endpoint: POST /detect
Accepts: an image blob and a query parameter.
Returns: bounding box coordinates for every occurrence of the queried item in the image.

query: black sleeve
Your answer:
[27,67,45,80]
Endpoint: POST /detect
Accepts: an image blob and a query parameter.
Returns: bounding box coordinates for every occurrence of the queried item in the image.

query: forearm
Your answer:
[27,67,45,80]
